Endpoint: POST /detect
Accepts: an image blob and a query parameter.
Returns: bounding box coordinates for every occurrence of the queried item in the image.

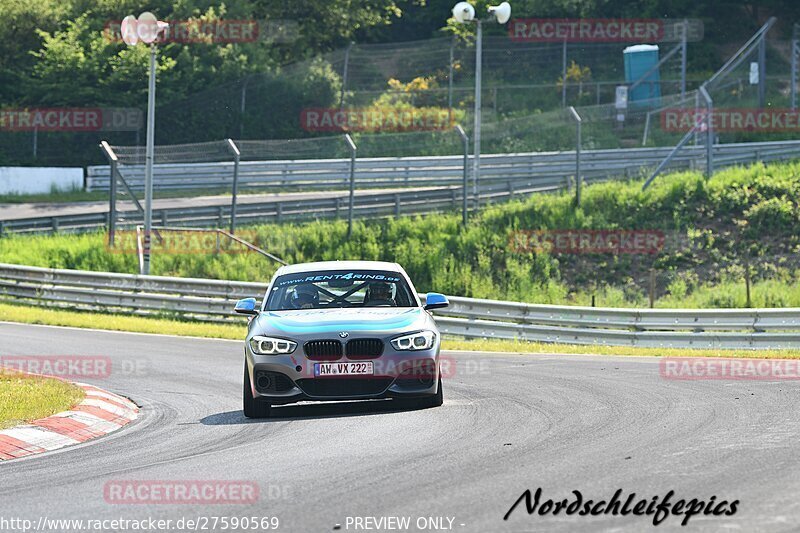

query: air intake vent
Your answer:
[296,378,393,397]
[304,340,343,360]
[346,339,384,359]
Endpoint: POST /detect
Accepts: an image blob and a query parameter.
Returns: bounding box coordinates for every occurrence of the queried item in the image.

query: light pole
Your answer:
[121,12,168,275]
[451,2,511,211]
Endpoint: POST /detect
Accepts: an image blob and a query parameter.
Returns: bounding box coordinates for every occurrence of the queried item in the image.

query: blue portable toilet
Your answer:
[624,44,661,106]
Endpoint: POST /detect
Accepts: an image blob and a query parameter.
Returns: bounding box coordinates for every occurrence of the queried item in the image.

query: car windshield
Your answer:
[265,270,417,310]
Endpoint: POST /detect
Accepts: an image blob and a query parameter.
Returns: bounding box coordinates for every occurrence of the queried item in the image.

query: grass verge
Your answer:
[1,302,798,360]
[0,370,85,430]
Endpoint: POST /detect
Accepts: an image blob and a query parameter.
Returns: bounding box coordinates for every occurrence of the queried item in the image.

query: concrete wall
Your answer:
[0,167,84,195]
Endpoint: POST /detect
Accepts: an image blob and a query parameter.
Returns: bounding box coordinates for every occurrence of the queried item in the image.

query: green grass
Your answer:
[0,301,798,360]
[1,160,799,308]
[0,370,85,430]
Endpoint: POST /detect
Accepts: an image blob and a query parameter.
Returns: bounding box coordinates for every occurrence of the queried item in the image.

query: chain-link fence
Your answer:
[4,18,800,167]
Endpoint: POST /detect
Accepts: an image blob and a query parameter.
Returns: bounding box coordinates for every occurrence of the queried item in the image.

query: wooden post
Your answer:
[649,269,656,308]
[745,258,752,308]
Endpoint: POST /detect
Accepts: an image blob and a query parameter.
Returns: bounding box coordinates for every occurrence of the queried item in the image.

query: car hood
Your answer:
[254,307,429,335]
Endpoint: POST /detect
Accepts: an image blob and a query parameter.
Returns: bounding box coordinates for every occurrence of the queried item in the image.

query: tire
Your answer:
[243,362,272,418]
[397,378,443,410]
[422,377,444,408]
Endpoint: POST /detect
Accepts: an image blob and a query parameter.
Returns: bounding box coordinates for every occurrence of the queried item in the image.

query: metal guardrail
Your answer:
[0,179,559,234]
[85,141,800,192]
[5,140,800,235]
[1,263,798,349]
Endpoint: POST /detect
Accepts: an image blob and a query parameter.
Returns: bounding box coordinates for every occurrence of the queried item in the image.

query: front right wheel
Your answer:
[243,362,272,418]
[396,377,443,410]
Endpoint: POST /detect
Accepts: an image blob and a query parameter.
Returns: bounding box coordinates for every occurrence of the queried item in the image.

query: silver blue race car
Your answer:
[234,260,449,418]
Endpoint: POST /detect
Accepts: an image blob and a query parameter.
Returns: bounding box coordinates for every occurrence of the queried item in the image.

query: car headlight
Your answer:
[249,336,297,355]
[391,331,436,351]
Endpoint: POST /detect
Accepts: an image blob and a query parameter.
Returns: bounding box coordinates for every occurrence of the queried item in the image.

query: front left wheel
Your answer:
[243,362,272,418]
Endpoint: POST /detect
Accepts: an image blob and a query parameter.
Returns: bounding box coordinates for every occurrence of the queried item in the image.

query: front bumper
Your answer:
[246,347,440,405]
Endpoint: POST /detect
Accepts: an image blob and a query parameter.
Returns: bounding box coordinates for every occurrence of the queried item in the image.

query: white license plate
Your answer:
[314,362,374,377]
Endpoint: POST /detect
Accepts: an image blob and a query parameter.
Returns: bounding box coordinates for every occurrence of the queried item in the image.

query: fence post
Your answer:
[100,141,118,247]
[339,42,354,108]
[744,257,752,308]
[758,33,767,109]
[792,24,799,111]
[239,76,250,139]
[226,139,241,234]
[454,125,469,226]
[344,134,357,237]
[561,36,568,107]
[448,36,455,110]
[700,85,714,177]
[680,19,688,99]
[649,268,656,308]
[568,106,582,206]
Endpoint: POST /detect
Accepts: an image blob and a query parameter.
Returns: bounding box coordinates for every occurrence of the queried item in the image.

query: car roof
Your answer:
[274,260,405,276]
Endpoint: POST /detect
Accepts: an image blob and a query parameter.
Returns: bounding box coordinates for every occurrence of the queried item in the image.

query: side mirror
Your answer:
[234,297,259,316]
[423,292,449,311]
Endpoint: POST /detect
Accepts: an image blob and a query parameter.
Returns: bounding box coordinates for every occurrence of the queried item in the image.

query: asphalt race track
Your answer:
[2,322,799,532]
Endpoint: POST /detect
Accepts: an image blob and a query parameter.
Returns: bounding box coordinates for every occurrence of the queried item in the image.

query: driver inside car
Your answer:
[290,284,320,309]
[364,281,396,307]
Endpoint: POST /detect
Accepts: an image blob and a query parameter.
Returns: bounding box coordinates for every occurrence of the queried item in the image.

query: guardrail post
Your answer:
[454,125,469,226]
[344,134,357,237]
[395,194,401,217]
[51,217,58,233]
[568,106,583,206]
[226,139,241,234]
